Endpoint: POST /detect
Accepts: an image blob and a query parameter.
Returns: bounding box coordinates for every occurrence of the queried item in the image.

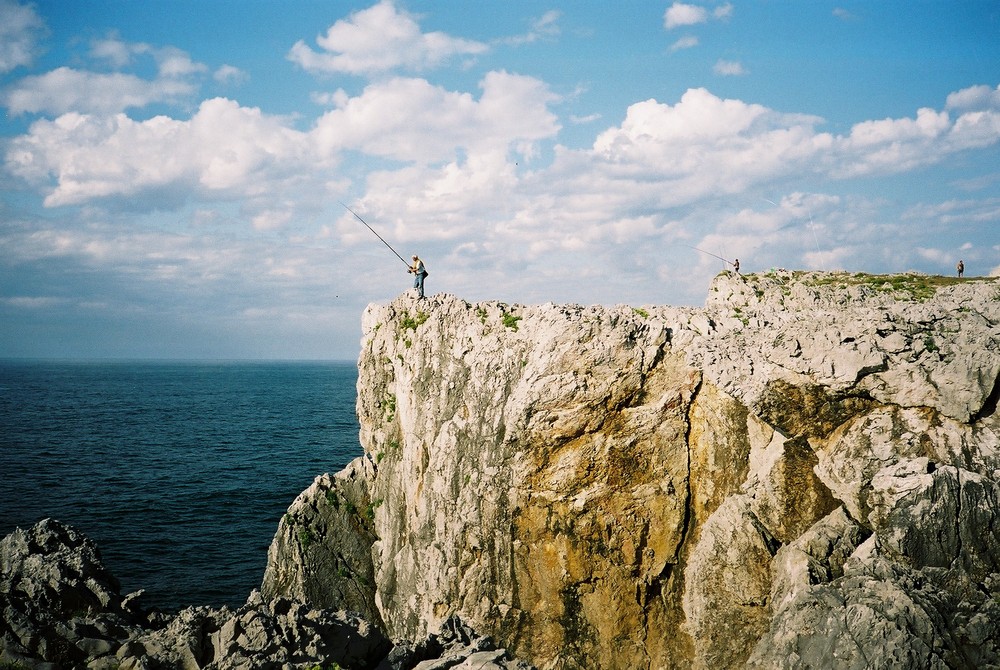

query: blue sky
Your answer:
[1,1,998,360]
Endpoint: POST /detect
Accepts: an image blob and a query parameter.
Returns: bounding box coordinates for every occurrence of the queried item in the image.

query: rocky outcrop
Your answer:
[261,460,383,625]
[267,271,1000,669]
[1,518,528,669]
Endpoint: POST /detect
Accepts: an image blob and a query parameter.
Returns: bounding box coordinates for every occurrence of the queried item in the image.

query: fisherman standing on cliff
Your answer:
[957,260,964,278]
[409,255,428,299]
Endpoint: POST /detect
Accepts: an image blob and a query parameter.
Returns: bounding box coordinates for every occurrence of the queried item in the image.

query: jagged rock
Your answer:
[261,271,1000,669]
[376,616,533,670]
[1,520,530,670]
[116,593,391,670]
[261,461,383,625]
[0,518,143,668]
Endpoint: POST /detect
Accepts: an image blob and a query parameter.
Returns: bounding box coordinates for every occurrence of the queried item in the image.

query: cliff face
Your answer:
[266,271,1000,669]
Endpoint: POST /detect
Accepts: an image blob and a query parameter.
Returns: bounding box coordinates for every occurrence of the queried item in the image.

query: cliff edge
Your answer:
[264,270,1000,669]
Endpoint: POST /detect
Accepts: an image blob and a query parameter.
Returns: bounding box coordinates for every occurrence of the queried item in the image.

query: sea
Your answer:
[0,360,363,613]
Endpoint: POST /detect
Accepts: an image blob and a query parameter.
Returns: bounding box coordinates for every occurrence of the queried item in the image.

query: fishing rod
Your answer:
[339,202,410,267]
[683,244,735,266]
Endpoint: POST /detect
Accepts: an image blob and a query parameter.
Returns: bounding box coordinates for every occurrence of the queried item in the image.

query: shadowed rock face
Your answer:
[1,518,529,669]
[266,271,1000,669]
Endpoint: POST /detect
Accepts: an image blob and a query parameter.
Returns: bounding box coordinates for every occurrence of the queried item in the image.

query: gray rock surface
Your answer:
[1,518,528,669]
[262,270,1000,669]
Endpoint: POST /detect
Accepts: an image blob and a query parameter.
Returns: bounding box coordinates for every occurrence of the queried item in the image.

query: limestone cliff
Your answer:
[266,271,1000,669]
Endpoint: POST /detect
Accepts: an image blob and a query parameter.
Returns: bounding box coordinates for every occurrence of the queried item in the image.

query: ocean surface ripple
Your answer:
[0,360,362,612]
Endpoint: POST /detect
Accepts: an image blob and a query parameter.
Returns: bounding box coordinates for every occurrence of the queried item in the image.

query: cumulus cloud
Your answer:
[832,91,1000,177]
[664,2,708,29]
[2,38,208,116]
[664,2,732,29]
[2,66,197,115]
[311,71,560,163]
[5,98,311,207]
[288,0,488,75]
[0,0,45,73]
[946,84,1000,112]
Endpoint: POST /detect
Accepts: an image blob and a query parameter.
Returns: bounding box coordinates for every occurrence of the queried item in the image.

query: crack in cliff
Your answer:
[672,372,702,569]
[972,370,1000,423]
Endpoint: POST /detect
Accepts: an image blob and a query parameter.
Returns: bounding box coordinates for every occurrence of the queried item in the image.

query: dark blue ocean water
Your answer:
[0,360,362,612]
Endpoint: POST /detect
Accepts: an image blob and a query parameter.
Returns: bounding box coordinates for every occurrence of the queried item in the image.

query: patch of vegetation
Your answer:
[924,335,939,353]
[632,307,650,318]
[365,498,384,521]
[502,311,522,331]
[802,272,973,302]
[476,306,488,324]
[400,310,429,332]
[732,307,749,326]
[298,527,315,549]
[382,394,396,422]
[344,500,358,516]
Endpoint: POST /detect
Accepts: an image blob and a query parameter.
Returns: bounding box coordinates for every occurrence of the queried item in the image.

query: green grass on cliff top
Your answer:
[752,270,998,302]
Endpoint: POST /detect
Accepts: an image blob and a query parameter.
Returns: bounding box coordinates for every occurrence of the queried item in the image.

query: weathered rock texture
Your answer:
[269,271,1000,669]
[1,518,527,669]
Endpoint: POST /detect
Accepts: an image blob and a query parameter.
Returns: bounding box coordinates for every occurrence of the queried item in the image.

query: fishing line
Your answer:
[340,202,410,267]
[682,244,734,266]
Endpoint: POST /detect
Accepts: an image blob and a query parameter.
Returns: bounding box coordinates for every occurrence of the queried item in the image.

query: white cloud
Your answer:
[90,35,147,68]
[670,36,699,52]
[2,38,208,116]
[946,84,1000,112]
[0,0,45,73]
[500,10,562,46]
[5,98,312,207]
[156,46,206,78]
[1,66,197,115]
[832,102,1000,177]
[714,3,734,20]
[664,2,731,29]
[288,0,488,75]
[664,2,709,29]
[214,64,248,85]
[713,59,746,76]
[311,71,560,163]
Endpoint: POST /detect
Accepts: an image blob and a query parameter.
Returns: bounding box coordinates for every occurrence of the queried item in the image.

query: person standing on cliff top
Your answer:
[733,258,740,274]
[409,255,428,299]
[957,260,964,278]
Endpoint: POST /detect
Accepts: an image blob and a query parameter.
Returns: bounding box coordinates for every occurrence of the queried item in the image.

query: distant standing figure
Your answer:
[733,258,740,274]
[409,255,428,299]
[957,260,964,278]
